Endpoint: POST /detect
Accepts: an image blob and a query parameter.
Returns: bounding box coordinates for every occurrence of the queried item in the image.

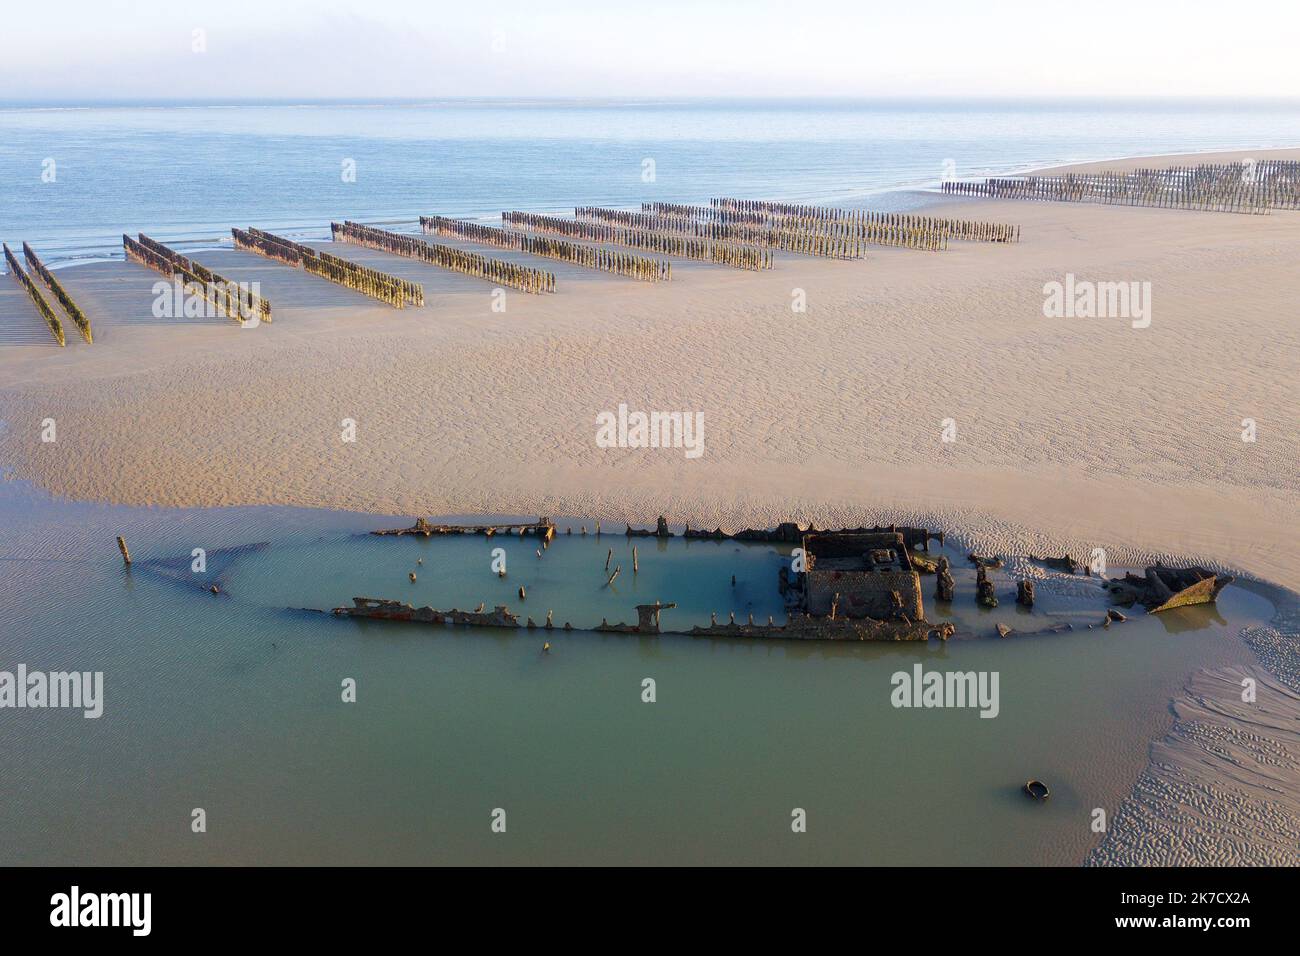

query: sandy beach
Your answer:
[2,148,1298,866]
[3,149,1297,590]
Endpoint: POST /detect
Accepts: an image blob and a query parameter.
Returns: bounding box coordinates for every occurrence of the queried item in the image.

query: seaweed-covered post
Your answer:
[935,556,955,602]
[24,243,93,343]
[976,565,998,608]
[4,243,65,346]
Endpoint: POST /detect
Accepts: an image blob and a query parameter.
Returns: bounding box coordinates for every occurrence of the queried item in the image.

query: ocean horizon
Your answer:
[4,97,1300,267]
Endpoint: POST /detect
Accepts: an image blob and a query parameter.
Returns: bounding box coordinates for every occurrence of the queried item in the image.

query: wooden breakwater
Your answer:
[3,243,65,346]
[23,243,92,343]
[705,198,1020,245]
[232,226,422,308]
[419,215,669,282]
[1246,159,1300,209]
[942,161,1300,214]
[125,233,273,324]
[332,221,553,294]
[628,203,885,254]
[502,211,773,271]
[578,205,870,257]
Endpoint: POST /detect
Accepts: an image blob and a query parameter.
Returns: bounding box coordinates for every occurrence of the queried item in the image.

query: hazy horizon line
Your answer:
[5,94,1300,110]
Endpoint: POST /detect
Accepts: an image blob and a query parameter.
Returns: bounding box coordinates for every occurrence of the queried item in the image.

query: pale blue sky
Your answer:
[2,0,1297,101]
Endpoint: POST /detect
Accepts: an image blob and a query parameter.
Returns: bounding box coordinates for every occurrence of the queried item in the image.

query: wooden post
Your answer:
[116,536,132,566]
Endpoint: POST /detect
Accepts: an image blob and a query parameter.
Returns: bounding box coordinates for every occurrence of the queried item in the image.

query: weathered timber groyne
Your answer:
[333,220,553,294]
[704,198,1020,244]
[577,205,870,257]
[233,226,421,308]
[502,211,773,271]
[23,243,92,343]
[126,233,273,324]
[942,160,1300,214]
[420,215,669,282]
[3,243,65,346]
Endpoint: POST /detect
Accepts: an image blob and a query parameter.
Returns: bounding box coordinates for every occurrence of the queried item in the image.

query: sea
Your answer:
[2,97,1300,266]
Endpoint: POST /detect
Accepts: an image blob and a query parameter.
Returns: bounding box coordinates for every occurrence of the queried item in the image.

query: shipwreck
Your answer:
[372,516,557,542]
[331,525,951,642]
[1106,565,1234,613]
[332,597,523,628]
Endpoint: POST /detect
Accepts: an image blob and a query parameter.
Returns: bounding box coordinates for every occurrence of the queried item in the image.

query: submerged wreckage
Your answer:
[372,516,557,541]
[339,521,952,641]
[331,516,1235,642]
[1106,565,1234,613]
[333,597,525,628]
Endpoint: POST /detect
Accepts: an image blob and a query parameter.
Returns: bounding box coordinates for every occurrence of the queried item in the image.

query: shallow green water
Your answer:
[0,479,1269,865]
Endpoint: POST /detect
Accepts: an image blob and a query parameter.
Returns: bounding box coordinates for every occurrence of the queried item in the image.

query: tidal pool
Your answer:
[0,480,1272,864]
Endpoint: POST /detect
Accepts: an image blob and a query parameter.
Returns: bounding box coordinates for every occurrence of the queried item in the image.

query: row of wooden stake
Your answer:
[579,206,875,255]
[4,243,66,346]
[502,211,773,271]
[233,226,422,308]
[333,221,553,295]
[23,243,93,342]
[420,215,670,282]
[126,233,273,324]
[942,161,1300,215]
[705,198,1020,244]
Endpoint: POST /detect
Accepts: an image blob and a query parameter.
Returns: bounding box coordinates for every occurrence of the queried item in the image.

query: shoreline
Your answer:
[10,146,1300,272]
